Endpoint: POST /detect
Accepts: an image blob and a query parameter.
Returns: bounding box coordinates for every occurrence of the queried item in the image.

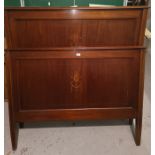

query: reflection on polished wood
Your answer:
[5,6,148,150]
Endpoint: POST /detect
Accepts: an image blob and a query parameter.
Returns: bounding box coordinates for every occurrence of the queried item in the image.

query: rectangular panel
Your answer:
[79,19,139,46]
[13,20,80,47]
[7,9,142,48]
[10,50,140,111]
[16,108,136,122]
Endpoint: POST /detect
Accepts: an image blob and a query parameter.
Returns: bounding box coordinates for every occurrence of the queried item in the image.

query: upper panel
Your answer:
[5,8,146,48]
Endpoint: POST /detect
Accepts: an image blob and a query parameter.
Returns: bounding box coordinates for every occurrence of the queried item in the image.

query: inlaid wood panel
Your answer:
[79,19,139,46]
[13,20,80,47]
[10,50,140,111]
[7,9,143,48]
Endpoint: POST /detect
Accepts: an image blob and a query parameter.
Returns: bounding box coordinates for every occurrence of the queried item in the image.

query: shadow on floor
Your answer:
[22,119,131,128]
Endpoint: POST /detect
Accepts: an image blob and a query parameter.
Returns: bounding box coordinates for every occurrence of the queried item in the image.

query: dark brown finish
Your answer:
[6,9,143,48]
[5,7,148,150]
[5,52,19,150]
[11,50,140,110]
[4,63,8,100]
[135,50,146,145]
[4,38,8,100]
[16,107,136,122]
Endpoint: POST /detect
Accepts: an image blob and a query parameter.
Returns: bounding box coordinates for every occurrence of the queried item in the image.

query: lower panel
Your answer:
[11,50,140,111]
[16,107,136,122]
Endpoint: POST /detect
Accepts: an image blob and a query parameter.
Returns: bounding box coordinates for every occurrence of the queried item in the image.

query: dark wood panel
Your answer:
[14,20,80,47]
[79,19,140,46]
[7,9,142,48]
[10,50,140,111]
[10,49,140,58]
[8,9,142,19]
[16,108,136,122]
[5,46,146,51]
[11,18,141,47]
